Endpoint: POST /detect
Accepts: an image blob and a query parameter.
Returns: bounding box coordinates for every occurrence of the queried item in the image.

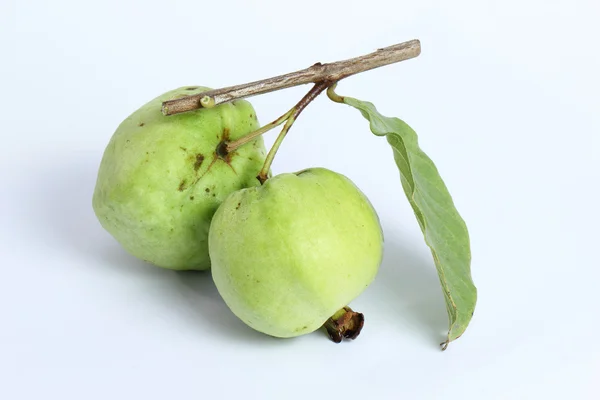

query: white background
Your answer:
[1,1,599,399]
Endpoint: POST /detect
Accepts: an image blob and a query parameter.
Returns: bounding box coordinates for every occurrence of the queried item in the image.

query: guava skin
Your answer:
[209,168,384,338]
[93,86,267,270]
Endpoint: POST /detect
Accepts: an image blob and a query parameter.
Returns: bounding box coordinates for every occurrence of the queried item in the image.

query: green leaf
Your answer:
[339,95,477,349]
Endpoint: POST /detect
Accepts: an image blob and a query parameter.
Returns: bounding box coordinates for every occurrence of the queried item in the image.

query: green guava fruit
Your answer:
[208,167,384,338]
[93,86,267,270]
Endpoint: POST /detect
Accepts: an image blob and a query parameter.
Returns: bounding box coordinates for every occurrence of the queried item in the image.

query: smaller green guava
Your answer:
[208,167,384,338]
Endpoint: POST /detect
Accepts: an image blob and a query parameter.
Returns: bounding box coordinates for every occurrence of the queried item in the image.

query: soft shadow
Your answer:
[367,226,448,344]
[35,154,281,344]
[36,154,448,345]
[172,270,285,344]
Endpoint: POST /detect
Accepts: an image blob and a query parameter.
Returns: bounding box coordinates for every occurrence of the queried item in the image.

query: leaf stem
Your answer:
[326,83,345,103]
[161,39,421,116]
[256,82,330,184]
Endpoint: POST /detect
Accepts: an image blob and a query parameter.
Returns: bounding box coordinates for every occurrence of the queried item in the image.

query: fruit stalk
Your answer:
[256,81,330,183]
[225,109,293,153]
[161,39,421,116]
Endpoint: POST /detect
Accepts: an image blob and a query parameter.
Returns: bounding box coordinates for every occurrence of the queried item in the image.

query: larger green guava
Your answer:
[93,86,267,270]
[209,167,384,338]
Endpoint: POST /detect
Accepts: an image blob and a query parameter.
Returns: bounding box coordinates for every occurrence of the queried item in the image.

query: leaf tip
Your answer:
[440,339,449,351]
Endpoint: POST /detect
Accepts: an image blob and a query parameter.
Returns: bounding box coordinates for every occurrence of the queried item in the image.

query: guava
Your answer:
[92,86,267,270]
[208,167,384,338]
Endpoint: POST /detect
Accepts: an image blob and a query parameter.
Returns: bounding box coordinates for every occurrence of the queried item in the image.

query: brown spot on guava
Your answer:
[180,146,187,152]
[138,122,145,127]
[294,325,308,333]
[222,159,237,174]
[178,180,187,191]
[190,196,194,200]
[205,187,210,193]
[215,141,228,158]
[213,135,238,174]
[186,87,198,90]
[189,156,218,187]
[235,202,241,210]
[193,154,205,171]
[224,151,235,164]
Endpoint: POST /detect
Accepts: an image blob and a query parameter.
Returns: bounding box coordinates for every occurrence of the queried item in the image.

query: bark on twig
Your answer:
[162,39,421,116]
